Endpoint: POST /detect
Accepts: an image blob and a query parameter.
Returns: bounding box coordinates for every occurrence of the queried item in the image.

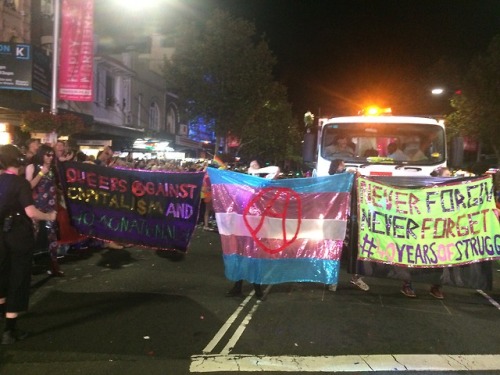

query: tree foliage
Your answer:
[446,35,500,159]
[237,83,302,165]
[163,10,300,165]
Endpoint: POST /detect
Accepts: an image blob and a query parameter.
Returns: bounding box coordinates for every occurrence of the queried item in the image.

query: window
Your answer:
[149,101,160,131]
[321,122,446,165]
[105,74,115,108]
[166,104,177,134]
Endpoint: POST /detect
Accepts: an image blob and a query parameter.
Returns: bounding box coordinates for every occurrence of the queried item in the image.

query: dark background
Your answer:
[96,0,500,118]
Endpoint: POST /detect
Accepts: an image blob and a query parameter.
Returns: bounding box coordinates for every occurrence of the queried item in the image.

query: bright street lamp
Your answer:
[431,88,444,95]
[121,0,160,11]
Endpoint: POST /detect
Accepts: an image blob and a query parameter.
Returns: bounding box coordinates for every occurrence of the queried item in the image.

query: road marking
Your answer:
[220,298,261,355]
[190,354,500,372]
[204,285,271,355]
[202,292,255,354]
[477,289,500,310]
[193,287,500,372]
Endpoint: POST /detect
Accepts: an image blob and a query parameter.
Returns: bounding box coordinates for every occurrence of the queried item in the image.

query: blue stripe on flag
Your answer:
[223,254,340,285]
[208,169,354,193]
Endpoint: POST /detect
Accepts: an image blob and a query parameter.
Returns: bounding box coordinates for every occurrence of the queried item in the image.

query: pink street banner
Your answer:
[59,0,94,101]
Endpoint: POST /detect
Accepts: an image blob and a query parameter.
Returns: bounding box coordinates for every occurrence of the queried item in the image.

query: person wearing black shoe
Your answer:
[226,280,264,300]
[0,145,57,344]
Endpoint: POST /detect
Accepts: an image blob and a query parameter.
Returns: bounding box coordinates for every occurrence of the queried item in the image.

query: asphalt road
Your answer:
[0,228,499,375]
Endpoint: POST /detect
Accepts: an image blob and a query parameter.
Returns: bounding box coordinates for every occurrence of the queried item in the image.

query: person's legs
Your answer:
[226,280,243,297]
[203,200,215,230]
[430,284,444,299]
[253,284,264,300]
[350,274,370,291]
[401,280,416,297]
[2,311,28,344]
[203,201,217,231]
[47,222,64,277]
[198,200,206,226]
[2,237,32,344]
[0,243,8,315]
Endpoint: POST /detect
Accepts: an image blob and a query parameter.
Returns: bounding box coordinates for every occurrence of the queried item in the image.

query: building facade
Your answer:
[1,0,207,157]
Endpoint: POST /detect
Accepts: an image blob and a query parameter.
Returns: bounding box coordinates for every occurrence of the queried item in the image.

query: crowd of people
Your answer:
[1,139,499,345]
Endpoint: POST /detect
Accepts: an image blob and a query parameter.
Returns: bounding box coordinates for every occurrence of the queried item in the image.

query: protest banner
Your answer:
[357,175,500,267]
[207,168,354,285]
[59,162,204,251]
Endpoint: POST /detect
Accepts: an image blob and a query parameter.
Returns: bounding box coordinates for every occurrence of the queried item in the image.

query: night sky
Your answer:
[96,0,500,118]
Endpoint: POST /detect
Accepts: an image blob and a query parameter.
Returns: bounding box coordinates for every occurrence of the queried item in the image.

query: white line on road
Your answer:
[190,354,500,372]
[202,292,255,354]
[477,289,500,310]
[194,287,500,372]
[220,299,261,355]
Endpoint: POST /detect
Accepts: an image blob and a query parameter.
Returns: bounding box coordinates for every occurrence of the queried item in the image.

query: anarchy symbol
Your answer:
[243,187,302,254]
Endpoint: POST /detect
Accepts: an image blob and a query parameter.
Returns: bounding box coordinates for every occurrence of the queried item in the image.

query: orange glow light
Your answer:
[360,106,392,116]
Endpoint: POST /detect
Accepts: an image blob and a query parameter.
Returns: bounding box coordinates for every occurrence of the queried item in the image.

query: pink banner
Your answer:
[58,0,94,101]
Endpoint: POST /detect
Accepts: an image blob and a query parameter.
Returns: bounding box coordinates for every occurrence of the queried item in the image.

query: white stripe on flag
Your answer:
[215,212,347,240]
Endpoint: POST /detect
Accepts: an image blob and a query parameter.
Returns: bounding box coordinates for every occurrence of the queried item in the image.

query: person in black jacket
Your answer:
[0,145,57,344]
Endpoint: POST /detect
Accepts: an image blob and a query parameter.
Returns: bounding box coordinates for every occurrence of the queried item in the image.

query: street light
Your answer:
[431,88,444,95]
[121,0,160,11]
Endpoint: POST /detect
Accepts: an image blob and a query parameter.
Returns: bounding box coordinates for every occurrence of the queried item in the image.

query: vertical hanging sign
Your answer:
[58,0,94,101]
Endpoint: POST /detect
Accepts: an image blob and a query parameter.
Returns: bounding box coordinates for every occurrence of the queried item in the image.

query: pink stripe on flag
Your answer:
[220,235,343,260]
[212,184,350,220]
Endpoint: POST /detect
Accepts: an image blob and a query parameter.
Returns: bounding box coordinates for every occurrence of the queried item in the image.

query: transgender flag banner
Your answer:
[207,169,354,285]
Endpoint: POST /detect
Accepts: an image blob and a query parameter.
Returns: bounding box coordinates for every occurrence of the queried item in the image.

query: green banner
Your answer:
[357,176,500,267]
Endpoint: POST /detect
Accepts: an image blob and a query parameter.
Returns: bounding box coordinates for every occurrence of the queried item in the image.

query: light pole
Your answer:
[50,0,61,115]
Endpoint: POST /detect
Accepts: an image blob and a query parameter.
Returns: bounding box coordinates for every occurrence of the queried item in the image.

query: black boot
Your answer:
[253,284,264,300]
[225,280,243,297]
[2,317,28,345]
[1,329,28,345]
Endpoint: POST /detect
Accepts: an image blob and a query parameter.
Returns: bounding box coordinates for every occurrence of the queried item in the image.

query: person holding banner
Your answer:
[400,166,452,299]
[485,169,500,218]
[328,159,370,292]
[248,160,261,175]
[226,160,278,300]
[95,146,114,167]
[25,144,64,277]
[248,160,280,179]
[92,146,124,250]
[0,145,57,344]
[201,166,217,232]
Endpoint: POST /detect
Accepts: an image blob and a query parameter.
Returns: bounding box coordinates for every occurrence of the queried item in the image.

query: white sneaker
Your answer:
[350,277,370,291]
[328,284,337,292]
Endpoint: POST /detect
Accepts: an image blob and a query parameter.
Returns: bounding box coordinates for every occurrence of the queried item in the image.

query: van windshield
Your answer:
[321,122,446,165]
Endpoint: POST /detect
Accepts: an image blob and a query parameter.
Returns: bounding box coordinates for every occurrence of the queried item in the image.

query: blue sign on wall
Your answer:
[0,43,32,90]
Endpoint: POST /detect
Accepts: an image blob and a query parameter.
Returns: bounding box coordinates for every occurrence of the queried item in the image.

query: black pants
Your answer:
[0,219,35,313]
[232,280,262,295]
